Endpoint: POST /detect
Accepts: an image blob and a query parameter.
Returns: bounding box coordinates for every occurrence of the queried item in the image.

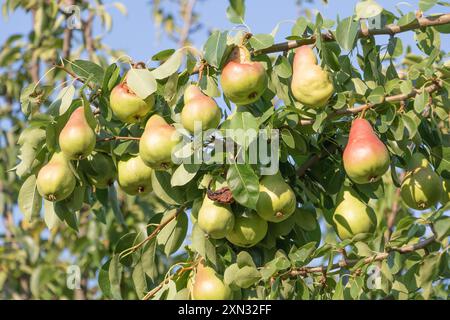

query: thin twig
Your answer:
[96,136,141,142]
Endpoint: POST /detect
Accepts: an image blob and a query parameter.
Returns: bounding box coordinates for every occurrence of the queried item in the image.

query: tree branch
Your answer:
[96,136,141,142]
[297,143,338,177]
[82,11,95,60]
[287,236,436,276]
[62,0,74,60]
[299,80,443,126]
[178,0,197,47]
[254,13,450,55]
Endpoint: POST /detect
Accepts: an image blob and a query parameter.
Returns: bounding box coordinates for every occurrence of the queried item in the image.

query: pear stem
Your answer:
[96,136,141,142]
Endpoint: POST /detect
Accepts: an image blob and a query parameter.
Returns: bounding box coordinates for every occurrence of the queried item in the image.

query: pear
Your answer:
[181,85,221,133]
[109,80,155,123]
[59,107,96,160]
[291,45,334,107]
[220,46,268,105]
[117,154,153,195]
[333,187,377,240]
[81,152,116,189]
[400,156,442,210]
[139,115,182,170]
[256,172,296,222]
[343,119,390,184]
[191,260,231,300]
[36,152,76,202]
[226,211,268,247]
[197,195,235,239]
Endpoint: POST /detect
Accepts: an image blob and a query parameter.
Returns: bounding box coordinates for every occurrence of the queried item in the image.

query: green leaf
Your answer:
[151,170,185,205]
[108,185,126,226]
[151,50,183,80]
[355,0,383,19]
[226,163,259,209]
[237,251,256,268]
[71,60,104,85]
[367,86,385,104]
[226,0,245,24]
[336,16,359,51]
[47,85,75,116]
[281,128,295,148]
[152,49,176,61]
[203,31,229,69]
[18,174,42,222]
[288,242,316,266]
[419,0,438,11]
[141,238,158,280]
[98,259,112,298]
[54,201,79,231]
[157,210,188,256]
[249,34,274,51]
[132,260,147,299]
[109,255,123,300]
[414,89,429,113]
[171,163,200,187]
[43,200,58,229]
[127,68,157,99]
[397,12,417,27]
[233,266,261,288]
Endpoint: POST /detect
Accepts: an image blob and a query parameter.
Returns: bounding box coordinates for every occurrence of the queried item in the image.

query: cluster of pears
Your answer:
[197,171,296,247]
[36,107,97,202]
[332,118,391,240]
[400,153,442,210]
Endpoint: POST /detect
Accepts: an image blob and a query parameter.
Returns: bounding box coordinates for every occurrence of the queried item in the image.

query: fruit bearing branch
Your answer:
[286,235,437,276]
[254,13,450,55]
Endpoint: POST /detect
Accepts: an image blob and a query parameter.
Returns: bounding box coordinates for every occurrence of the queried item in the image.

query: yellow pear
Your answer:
[333,187,377,240]
[181,85,221,133]
[139,115,182,170]
[117,154,153,195]
[59,107,96,160]
[256,171,296,222]
[36,152,76,202]
[197,195,235,239]
[191,260,231,300]
[400,156,442,210]
[291,45,334,108]
[226,211,268,247]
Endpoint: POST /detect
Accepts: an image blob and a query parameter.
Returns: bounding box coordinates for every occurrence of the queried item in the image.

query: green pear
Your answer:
[256,171,296,222]
[81,152,117,189]
[400,156,442,210]
[226,211,268,247]
[139,115,182,170]
[181,85,221,133]
[117,154,153,195]
[333,187,377,240]
[59,107,96,160]
[36,152,76,202]
[191,260,231,300]
[109,80,155,123]
[291,45,334,108]
[343,119,390,184]
[198,195,235,239]
[220,46,268,105]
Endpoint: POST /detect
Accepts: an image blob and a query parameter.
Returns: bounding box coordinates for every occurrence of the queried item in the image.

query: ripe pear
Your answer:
[256,172,296,222]
[109,80,155,123]
[82,152,116,189]
[117,154,153,195]
[36,152,76,202]
[333,187,377,240]
[139,115,182,170]
[191,260,231,300]
[291,45,334,107]
[197,195,235,239]
[226,211,268,247]
[400,156,442,210]
[343,119,390,184]
[220,46,268,105]
[59,107,96,160]
[181,85,222,133]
